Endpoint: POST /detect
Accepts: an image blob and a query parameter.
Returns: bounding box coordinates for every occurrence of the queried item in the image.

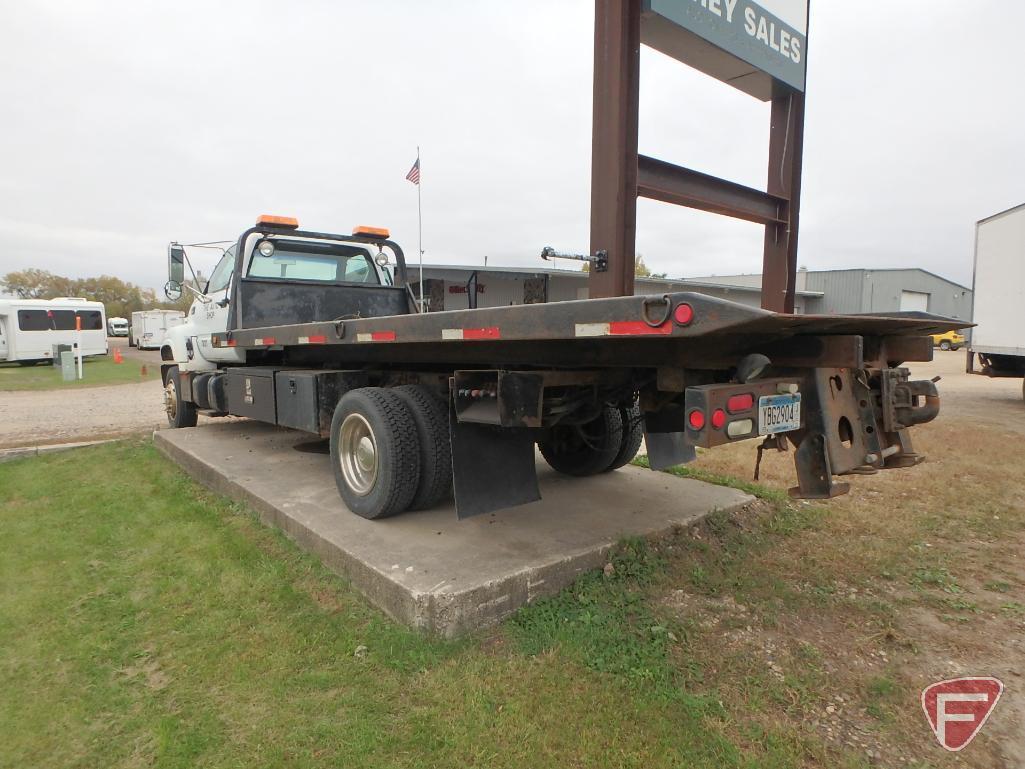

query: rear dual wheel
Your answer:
[330,386,451,520]
[393,385,453,511]
[539,402,643,477]
[606,402,644,472]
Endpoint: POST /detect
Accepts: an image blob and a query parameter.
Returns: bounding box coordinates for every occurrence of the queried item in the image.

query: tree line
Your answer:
[0,269,190,320]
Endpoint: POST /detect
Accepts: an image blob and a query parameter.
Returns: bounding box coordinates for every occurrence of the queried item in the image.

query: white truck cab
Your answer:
[161,216,395,378]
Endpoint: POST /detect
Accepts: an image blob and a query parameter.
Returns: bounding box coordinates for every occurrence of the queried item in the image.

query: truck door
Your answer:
[0,317,8,360]
[196,247,239,363]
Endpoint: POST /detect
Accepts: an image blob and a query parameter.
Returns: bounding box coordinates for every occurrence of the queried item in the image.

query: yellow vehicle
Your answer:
[932,329,965,351]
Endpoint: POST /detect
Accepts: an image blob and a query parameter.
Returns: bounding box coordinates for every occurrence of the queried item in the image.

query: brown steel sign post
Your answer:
[589,0,809,313]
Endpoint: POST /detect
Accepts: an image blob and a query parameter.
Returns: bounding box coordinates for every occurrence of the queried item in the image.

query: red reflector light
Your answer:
[727,393,754,413]
[673,303,694,326]
[711,409,726,429]
[688,409,705,430]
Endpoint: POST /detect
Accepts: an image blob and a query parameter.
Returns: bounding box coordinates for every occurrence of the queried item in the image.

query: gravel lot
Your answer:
[909,349,1025,433]
[0,339,218,449]
[0,347,1020,449]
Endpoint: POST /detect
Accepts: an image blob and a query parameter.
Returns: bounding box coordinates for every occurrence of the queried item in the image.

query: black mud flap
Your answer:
[450,407,540,518]
[644,431,696,471]
[643,409,696,470]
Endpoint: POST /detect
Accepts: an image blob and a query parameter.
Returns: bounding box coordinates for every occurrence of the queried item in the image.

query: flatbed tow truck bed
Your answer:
[216,292,958,367]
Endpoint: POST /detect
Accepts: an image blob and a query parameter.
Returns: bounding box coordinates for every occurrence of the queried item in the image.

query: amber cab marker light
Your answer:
[353,225,390,239]
[256,214,299,229]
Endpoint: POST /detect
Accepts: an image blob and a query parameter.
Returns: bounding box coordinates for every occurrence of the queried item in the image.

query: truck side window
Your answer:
[343,254,376,283]
[206,246,236,294]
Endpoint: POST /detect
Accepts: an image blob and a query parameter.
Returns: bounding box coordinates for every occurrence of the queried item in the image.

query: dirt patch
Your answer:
[115,649,171,691]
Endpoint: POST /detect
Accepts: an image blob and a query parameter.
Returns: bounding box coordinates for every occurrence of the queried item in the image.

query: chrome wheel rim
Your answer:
[164,378,177,421]
[339,413,378,496]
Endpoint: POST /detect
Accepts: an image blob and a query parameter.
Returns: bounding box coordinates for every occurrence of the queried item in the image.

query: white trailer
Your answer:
[0,298,108,365]
[130,309,184,350]
[107,316,129,336]
[969,202,1025,400]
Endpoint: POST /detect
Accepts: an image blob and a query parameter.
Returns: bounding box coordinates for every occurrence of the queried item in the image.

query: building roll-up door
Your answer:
[899,290,930,312]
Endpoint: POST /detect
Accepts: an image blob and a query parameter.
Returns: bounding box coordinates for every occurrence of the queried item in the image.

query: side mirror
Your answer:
[168,243,186,285]
[164,281,183,301]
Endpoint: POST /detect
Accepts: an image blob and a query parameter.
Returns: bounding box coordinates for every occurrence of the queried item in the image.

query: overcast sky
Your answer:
[1,0,1022,292]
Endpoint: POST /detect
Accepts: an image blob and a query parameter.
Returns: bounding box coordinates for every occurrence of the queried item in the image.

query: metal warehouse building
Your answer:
[410,264,970,319]
[686,268,973,320]
[410,265,824,314]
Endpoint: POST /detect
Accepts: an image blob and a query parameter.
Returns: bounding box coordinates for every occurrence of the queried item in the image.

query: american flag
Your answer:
[405,158,420,185]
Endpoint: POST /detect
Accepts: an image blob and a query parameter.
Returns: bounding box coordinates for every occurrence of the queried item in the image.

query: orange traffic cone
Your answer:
[113,347,123,364]
[140,364,148,378]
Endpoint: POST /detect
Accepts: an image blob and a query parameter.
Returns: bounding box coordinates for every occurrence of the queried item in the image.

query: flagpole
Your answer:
[417,146,424,311]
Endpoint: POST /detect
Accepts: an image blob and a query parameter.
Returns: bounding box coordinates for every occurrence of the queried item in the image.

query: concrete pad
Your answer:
[154,421,753,637]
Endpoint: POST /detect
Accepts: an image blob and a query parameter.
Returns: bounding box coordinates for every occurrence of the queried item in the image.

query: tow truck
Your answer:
[160,214,958,520]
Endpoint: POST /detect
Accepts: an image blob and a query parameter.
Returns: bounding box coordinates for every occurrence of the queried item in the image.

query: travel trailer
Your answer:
[107,316,129,336]
[129,309,184,350]
[0,298,108,365]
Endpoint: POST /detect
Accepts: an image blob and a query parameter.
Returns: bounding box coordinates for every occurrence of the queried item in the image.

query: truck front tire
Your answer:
[163,366,198,428]
[330,388,421,519]
[539,405,624,477]
[393,385,453,511]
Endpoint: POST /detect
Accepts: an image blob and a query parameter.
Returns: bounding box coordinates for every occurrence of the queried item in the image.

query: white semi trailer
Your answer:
[968,202,1025,401]
[0,298,107,365]
[130,309,184,350]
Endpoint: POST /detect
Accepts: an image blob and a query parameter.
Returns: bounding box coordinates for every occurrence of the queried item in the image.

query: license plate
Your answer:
[758,393,801,435]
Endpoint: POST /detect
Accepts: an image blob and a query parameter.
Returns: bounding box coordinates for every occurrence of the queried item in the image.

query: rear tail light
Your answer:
[726,393,754,413]
[687,409,705,430]
[710,409,726,429]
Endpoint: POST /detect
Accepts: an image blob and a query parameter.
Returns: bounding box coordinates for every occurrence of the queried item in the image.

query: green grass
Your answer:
[14,434,1007,768]
[632,454,790,504]
[0,356,157,391]
[2,441,839,769]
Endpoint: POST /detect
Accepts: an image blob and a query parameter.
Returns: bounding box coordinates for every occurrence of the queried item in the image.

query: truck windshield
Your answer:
[247,242,379,285]
[206,245,237,294]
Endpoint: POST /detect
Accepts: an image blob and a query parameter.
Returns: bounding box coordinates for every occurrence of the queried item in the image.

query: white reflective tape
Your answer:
[356,333,373,342]
[441,328,463,340]
[298,336,310,344]
[254,338,265,346]
[575,322,610,337]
